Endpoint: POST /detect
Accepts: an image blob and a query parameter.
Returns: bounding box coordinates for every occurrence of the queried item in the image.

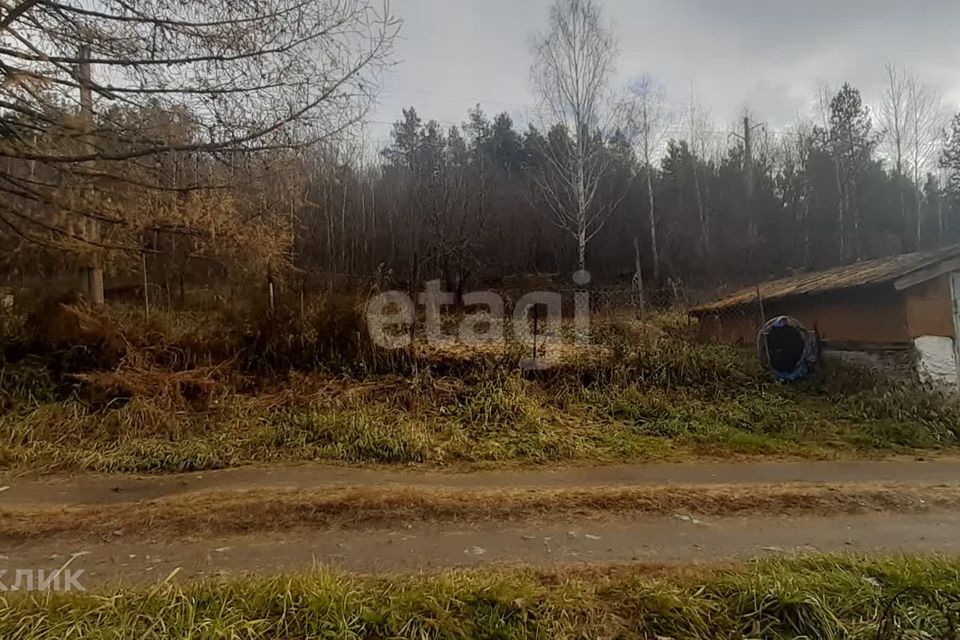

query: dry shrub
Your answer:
[23,298,124,376]
[222,293,407,374]
[248,372,414,411]
[28,298,119,350]
[604,318,668,346]
[71,364,231,411]
[0,356,57,411]
[107,306,235,370]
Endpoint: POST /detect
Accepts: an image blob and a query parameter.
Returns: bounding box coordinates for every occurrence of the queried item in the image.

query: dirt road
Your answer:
[6,512,960,587]
[2,459,959,587]
[3,457,958,506]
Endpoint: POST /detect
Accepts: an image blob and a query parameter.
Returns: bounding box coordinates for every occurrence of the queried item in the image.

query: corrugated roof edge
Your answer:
[689,244,960,315]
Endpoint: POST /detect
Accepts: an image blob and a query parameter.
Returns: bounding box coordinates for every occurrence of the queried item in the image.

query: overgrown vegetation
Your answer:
[0,299,958,473]
[3,555,960,639]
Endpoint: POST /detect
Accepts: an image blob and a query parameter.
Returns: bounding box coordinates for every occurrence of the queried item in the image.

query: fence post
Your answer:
[407,252,419,374]
[756,284,766,324]
[632,236,646,321]
[531,305,539,368]
[267,266,275,312]
[141,249,150,320]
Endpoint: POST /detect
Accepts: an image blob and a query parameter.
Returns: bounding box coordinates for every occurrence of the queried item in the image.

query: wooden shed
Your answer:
[690,245,960,386]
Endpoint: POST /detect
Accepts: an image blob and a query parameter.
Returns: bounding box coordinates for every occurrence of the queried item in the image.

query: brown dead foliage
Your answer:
[25,300,124,372]
[28,300,120,352]
[70,365,231,411]
[4,483,959,542]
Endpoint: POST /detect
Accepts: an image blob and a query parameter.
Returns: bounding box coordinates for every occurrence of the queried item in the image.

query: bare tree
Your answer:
[881,64,909,177]
[905,75,945,245]
[529,0,622,272]
[626,75,669,281]
[880,64,911,248]
[0,0,399,301]
[881,64,945,247]
[687,88,713,255]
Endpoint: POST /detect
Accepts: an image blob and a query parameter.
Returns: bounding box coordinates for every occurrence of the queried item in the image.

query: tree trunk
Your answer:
[851,172,862,261]
[576,149,588,272]
[898,179,909,250]
[79,266,104,306]
[938,188,945,247]
[632,236,645,320]
[692,158,709,255]
[834,159,846,262]
[340,169,348,269]
[577,226,586,272]
[915,184,923,249]
[645,166,659,281]
[76,44,105,306]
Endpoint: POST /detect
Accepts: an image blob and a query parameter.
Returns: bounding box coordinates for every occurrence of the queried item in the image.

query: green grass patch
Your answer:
[3,555,960,639]
[2,358,959,472]
[0,392,682,472]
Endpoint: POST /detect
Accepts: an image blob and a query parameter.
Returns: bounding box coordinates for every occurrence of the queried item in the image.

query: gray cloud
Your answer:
[372,0,960,141]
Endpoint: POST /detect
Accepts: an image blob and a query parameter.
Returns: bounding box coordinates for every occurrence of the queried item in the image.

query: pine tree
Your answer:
[828,84,875,261]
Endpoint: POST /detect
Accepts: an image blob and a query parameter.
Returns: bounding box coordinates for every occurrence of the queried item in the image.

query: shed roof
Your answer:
[691,244,960,314]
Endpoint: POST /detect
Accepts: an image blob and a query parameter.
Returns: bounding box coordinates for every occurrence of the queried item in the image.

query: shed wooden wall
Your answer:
[696,309,760,346]
[903,274,955,338]
[696,284,911,345]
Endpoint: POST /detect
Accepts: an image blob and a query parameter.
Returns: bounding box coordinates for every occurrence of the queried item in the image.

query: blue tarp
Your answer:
[757,315,818,382]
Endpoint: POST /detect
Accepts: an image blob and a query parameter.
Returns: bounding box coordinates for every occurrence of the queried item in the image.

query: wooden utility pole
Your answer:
[732,114,765,201]
[743,115,754,199]
[75,44,105,305]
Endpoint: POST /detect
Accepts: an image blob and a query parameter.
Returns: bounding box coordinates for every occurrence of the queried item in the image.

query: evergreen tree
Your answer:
[826,84,876,261]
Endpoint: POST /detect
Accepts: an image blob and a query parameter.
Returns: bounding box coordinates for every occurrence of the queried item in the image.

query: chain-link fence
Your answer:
[2,266,768,348]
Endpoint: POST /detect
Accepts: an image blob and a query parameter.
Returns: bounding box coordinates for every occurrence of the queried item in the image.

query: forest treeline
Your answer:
[3,0,960,301]
[300,84,960,292]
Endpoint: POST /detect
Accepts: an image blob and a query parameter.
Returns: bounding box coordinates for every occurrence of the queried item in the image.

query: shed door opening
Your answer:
[765,324,806,375]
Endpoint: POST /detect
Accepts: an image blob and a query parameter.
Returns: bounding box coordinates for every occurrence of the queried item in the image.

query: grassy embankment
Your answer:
[3,555,960,639]
[0,299,957,473]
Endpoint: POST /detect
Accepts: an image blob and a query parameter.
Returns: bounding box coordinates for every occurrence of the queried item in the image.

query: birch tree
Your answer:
[687,90,713,255]
[626,75,669,280]
[881,65,909,178]
[905,76,945,245]
[881,64,910,246]
[881,65,945,247]
[529,0,621,272]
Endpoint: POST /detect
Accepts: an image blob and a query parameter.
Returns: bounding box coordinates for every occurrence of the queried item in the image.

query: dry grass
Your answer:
[4,555,960,638]
[2,299,960,473]
[4,482,959,541]
[2,362,958,472]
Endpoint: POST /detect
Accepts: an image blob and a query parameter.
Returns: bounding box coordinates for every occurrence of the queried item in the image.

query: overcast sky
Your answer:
[370,0,960,144]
